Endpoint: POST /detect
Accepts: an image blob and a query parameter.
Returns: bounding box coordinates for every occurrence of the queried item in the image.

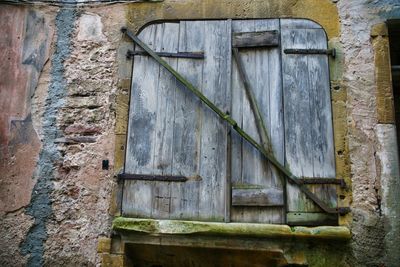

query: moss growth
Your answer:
[113,217,351,240]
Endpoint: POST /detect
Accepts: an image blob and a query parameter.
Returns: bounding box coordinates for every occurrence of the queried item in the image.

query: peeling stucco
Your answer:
[20,8,76,267]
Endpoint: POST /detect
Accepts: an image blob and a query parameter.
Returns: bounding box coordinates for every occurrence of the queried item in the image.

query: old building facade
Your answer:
[0,0,399,266]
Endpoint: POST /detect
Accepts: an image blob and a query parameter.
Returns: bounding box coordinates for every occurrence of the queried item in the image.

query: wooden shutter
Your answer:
[123,21,231,221]
[122,19,337,225]
[281,19,337,225]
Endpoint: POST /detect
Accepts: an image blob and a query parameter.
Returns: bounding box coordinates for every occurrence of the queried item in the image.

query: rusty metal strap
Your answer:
[118,173,188,182]
[284,48,336,57]
[121,27,348,215]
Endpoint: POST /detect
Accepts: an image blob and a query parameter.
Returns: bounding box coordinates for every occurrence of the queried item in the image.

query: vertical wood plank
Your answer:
[281,26,314,212]
[230,20,254,222]
[151,23,180,219]
[123,25,161,217]
[225,19,233,223]
[169,21,205,220]
[197,20,231,221]
[230,21,245,188]
[255,19,285,222]
[230,19,284,224]
[306,28,337,209]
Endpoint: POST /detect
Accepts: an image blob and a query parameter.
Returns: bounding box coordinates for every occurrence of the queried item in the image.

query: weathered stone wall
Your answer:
[337,1,400,266]
[0,1,399,266]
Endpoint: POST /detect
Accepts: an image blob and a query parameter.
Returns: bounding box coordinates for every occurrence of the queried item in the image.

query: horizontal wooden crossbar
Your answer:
[232,30,279,48]
[232,188,284,207]
[298,178,346,188]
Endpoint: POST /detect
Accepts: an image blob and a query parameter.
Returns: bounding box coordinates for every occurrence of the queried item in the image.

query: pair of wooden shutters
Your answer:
[122,19,337,225]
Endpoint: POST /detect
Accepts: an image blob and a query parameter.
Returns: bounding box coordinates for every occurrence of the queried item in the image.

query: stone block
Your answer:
[101,253,125,267]
[77,13,107,43]
[371,23,388,37]
[373,34,395,124]
[98,237,112,253]
[115,93,129,135]
[114,134,126,171]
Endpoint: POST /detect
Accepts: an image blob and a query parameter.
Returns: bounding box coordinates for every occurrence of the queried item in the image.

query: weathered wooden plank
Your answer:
[232,30,279,48]
[230,20,246,188]
[197,20,230,221]
[254,19,284,190]
[253,19,284,222]
[281,26,314,213]
[151,23,180,219]
[232,19,263,223]
[232,188,284,206]
[287,212,337,226]
[125,24,159,174]
[169,21,204,220]
[123,24,161,217]
[234,20,266,191]
[231,207,283,223]
[225,19,233,223]
[306,28,337,210]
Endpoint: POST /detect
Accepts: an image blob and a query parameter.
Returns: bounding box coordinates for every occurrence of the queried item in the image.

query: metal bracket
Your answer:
[126,49,204,59]
[337,207,351,215]
[284,48,336,58]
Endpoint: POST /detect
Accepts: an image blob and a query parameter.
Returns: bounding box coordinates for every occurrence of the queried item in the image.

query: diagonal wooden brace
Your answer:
[121,27,348,215]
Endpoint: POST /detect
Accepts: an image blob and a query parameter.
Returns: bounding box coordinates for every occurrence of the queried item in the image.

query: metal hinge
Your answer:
[126,49,204,60]
[117,173,188,182]
[284,48,336,58]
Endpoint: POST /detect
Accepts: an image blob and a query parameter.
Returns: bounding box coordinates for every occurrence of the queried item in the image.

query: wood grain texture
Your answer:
[124,24,160,217]
[232,30,279,48]
[151,23,180,219]
[170,20,203,220]
[232,188,284,207]
[197,20,230,221]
